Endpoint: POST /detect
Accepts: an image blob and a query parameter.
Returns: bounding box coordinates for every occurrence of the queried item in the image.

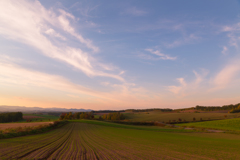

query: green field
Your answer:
[71,120,194,133]
[177,118,240,132]
[124,111,240,122]
[1,120,240,159]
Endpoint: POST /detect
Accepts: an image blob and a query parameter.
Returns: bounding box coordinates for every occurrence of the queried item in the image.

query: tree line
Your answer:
[125,108,172,112]
[59,112,94,120]
[92,110,125,113]
[0,112,23,123]
[229,104,240,113]
[59,112,125,121]
[100,112,125,120]
[195,103,240,111]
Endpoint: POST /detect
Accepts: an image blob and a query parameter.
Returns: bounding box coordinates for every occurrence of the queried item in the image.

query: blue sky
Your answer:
[0,0,240,110]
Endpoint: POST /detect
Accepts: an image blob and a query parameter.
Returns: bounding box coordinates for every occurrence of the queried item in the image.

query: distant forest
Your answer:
[59,112,94,120]
[125,108,172,112]
[100,112,125,120]
[0,112,23,123]
[196,103,240,111]
[60,112,125,121]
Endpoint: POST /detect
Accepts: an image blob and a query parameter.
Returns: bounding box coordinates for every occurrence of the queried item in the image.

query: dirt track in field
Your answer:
[0,122,53,130]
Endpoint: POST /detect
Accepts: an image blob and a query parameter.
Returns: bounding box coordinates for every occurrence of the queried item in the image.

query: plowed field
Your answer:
[1,121,240,159]
[0,122,53,130]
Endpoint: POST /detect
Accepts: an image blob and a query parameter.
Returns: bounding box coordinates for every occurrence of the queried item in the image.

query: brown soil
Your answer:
[0,122,53,130]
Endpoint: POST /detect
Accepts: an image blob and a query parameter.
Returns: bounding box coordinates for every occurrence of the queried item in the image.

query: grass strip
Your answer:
[72,119,195,132]
[176,118,240,132]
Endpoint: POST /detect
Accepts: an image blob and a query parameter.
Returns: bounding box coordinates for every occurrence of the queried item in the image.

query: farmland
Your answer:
[177,118,240,132]
[124,111,240,122]
[0,122,53,130]
[21,114,59,122]
[1,120,240,159]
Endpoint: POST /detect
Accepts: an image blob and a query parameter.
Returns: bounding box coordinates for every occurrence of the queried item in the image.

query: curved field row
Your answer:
[1,122,240,159]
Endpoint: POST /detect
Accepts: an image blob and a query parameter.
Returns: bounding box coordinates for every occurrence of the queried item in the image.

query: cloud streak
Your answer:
[165,34,200,48]
[168,69,208,96]
[0,0,123,82]
[213,62,240,90]
[121,7,147,16]
[141,49,177,60]
[0,55,156,109]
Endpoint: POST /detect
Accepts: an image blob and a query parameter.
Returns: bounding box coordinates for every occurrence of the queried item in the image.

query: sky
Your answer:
[0,0,240,110]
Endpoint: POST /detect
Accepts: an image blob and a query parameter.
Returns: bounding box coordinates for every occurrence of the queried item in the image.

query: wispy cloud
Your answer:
[0,0,123,82]
[57,9,99,52]
[165,34,200,48]
[211,22,240,90]
[0,57,155,109]
[121,7,147,16]
[168,78,186,95]
[0,59,101,98]
[45,28,66,40]
[212,62,240,90]
[168,69,208,96]
[141,49,177,60]
[222,23,240,48]
[221,46,228,55]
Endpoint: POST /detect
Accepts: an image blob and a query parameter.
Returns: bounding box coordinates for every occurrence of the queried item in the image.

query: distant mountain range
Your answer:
[0,106,92,113]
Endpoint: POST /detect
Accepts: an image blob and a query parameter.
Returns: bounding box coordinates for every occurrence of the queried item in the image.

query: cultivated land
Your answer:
[23,115,45,119]
[124,111,240,122]
[177,118,240,132]
[1,120,240,159]
[21,114,59,122]
[0,122,53,130]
